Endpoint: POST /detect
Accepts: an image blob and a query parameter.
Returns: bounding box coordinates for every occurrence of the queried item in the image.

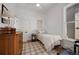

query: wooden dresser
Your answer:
[0,27,23,55]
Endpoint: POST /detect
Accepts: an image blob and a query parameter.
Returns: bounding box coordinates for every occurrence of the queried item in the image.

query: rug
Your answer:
[59,49,75,55]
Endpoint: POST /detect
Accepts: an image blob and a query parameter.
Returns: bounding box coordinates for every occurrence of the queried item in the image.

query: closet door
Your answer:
[66,4,79,39]
[75,12,79,39]
[66,5,75,39]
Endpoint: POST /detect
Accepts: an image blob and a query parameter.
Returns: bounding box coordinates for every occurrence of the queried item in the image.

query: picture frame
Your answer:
[1,4,9,24]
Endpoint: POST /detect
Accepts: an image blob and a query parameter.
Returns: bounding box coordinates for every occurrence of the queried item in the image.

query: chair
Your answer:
[74,40,79,54]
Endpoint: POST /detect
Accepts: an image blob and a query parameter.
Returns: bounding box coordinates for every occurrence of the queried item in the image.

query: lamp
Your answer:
[2,16,9,19]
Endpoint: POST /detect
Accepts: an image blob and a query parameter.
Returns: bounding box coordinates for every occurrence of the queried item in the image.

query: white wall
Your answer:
[44,4,68,37]
[15,9,44,32]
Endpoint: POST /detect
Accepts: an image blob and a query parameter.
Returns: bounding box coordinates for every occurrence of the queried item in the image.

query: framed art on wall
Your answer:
[1,4,9,24]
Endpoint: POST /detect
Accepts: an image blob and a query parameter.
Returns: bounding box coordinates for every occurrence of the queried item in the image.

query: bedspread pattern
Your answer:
[37,34,62,52]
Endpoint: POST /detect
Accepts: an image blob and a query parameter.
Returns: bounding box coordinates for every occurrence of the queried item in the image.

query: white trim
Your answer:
[63,3,76,39]
[67,21,75,23]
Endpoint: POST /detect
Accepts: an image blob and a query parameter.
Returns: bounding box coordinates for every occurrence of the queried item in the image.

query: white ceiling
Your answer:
[16,3,56,12]
[3,3,57,13]
[0,3,68,18]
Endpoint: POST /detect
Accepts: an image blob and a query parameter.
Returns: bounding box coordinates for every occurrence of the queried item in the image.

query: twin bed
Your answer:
[24,30,62,52]
[37,33,62,52]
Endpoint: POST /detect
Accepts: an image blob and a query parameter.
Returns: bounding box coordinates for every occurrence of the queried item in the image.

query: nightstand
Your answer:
[31,34,38,42]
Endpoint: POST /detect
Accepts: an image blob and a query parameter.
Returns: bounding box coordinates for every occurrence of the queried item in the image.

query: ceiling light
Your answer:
[36,4,40,7]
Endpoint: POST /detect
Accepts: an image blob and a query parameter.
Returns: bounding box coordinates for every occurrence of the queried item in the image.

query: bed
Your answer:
[37,33,62,52]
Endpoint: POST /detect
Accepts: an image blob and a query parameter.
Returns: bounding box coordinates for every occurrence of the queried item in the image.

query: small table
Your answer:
[31,34,38,42]
[74,41,79,54]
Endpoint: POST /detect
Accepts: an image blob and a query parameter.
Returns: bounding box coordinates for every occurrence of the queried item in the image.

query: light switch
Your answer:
[75,29,79,39]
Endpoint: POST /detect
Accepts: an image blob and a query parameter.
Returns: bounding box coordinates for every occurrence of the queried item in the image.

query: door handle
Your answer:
[76,27,79,29]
